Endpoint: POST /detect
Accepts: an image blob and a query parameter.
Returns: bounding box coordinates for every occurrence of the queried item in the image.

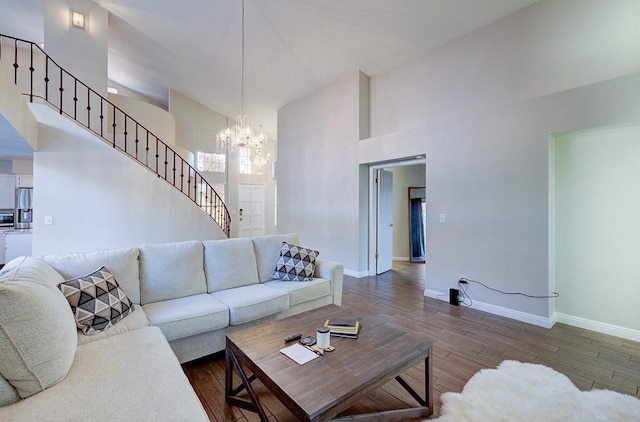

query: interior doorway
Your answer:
[368,157,426,276]
[409,186,426,262]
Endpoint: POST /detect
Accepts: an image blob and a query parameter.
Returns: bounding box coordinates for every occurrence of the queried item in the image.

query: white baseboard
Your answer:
[555,313,640,343]
[424,289,554,329]
[344,269,369,278]
[425,289,450,303]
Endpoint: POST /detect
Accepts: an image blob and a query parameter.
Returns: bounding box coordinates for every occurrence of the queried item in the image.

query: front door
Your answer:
[237,184,265,238]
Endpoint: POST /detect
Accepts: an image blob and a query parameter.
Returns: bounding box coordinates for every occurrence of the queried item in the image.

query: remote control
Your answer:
[284,332,302,342]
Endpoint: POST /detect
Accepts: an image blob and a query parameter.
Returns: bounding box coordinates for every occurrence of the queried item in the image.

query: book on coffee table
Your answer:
[323,319,361,339]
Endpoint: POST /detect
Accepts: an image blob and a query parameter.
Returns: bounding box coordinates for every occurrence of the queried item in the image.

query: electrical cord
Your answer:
[457,281,473,307]
[459,277,559,299]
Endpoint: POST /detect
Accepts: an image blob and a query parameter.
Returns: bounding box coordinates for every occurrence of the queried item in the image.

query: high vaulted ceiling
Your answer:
[0,0,538,140]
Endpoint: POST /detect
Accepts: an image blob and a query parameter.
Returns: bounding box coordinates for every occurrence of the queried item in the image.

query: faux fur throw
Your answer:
[433,360,640,421]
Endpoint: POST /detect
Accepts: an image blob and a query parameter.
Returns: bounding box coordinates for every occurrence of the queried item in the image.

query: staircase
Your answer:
[0,34,230,237]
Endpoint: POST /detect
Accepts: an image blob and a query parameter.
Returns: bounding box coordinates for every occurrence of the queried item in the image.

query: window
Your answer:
[197,152,226,173]
[238,148,267,175]
[211,183,225,203]
[238,147,252,174]
[198,182,225,215]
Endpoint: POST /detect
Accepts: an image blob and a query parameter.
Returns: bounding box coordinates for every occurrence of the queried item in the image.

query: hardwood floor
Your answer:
[183,261,640,421]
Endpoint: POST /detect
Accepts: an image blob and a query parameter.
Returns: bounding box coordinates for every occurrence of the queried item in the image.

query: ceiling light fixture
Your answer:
[71,11,85,29]
[216,0,269,167]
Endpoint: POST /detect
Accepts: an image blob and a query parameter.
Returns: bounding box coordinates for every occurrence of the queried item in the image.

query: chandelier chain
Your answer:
[241,0,245,118]
[215,0,270,167]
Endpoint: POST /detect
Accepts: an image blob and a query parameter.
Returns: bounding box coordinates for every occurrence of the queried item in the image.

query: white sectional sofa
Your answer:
[0,233,344,421]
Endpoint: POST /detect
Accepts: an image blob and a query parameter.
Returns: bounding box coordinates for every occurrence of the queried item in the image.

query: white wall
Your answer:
[108,80,167,111]
[0,61,38,152]
[12,158,33,174]
[43,0,108,96]
[169,90,228,157]
[370,0,640,137]
[107,93,176,146]
[553,125,640,335]
[277,0,640,325]
[361,73,640,322]
[278,73,361,268]
[31,104,226,255]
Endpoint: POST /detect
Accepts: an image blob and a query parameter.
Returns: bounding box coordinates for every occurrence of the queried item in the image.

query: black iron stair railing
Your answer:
[0,33,230,237]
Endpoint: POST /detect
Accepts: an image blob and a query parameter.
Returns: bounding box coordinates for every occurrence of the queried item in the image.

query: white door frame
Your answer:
[368,157,426,276]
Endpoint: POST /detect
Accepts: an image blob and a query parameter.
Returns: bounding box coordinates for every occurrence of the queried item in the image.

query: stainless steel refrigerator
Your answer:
[15,187,33,229]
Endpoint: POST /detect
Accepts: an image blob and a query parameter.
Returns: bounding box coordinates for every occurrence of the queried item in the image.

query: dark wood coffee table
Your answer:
[225,305,433,421]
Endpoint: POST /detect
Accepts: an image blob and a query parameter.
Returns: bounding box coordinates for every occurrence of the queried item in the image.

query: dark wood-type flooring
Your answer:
[183,261,640,421]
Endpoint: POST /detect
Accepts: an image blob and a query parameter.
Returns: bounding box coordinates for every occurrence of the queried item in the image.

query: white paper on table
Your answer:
[279,343,319,365]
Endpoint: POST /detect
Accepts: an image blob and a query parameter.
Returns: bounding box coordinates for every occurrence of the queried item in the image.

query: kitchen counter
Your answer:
[1,228,33,234]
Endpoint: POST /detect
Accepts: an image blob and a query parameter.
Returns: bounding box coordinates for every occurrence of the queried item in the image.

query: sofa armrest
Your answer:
[314,259,344,306]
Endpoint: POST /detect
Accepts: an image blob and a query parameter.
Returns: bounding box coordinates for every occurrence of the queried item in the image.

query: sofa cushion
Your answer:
[42,247,141,304]
[203,238,259,292]
[271,242,319,281]
[0,258,77,399]
[264,278,331,306]
[211,284,289,325]
[139,241,206,304]
[58,267,134,335]
[143,294,229,341]
[0,327,209,421]
[0,375,19,407]
[252,233,299,283]
[1,255,66,288]
[77,305,149,346]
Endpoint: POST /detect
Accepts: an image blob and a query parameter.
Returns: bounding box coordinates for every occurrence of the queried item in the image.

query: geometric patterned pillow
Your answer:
[58,266,134,335]
[271,242,319,281]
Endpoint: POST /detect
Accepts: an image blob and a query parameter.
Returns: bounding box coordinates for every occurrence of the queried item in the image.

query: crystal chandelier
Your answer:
[216,0,269,167]
[251,125,269,167]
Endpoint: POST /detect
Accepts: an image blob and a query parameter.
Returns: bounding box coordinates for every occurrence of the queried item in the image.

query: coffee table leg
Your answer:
[225,344,270,422]
[425,346,433,416]
[392,347,433,417]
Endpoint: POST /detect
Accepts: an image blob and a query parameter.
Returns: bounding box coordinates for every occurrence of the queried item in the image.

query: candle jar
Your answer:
[316,326,330,349]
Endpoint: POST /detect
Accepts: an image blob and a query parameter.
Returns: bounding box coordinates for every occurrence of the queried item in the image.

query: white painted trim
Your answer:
[424,289,554,328]
[425,289,450,303]
[555,313,640,343]
[368,157,426,276]
[344,269,369,278]
[368,165,378,274]
[548,134,557,319]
